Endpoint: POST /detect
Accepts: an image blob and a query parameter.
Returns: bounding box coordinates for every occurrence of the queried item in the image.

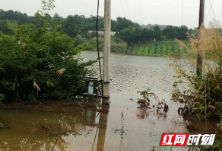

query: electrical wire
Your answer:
[205,0,208,22]
[209,0,216,20]
[96,0,103,96]
[206,0,215,22]
[204,52,207,121]
[91,120,99,151]
[124,0,131,20]
[140,0,142,25]
[134,0,137,22]
[182,0,184,25]
[119,0,126,18]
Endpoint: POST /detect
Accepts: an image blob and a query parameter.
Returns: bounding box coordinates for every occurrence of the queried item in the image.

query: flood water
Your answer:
[0,51,189,151]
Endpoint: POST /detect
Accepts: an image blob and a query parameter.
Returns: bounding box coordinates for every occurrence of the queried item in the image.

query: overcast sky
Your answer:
[0,0,221,28]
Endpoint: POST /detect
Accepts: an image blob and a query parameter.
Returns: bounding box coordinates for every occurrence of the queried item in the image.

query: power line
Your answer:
[209,0,216,20]
[96,0,103,96]
[205,0,208,22]
[182,0,184,25]
[124,0,131,20]
[140,0,142,25]
[134,0,137,22]
[206,0,215,21]
[119,0,126,18]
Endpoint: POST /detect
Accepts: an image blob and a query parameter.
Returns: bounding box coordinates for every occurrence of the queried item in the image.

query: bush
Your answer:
[170,22,222,125]
[0,12,95,103]
[74,34,86,47]
[85,36,128,53]
[111,37,128,53]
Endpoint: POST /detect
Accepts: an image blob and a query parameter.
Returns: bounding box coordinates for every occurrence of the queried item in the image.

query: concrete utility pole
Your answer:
[103,0,111,104]
[197,0,205,77]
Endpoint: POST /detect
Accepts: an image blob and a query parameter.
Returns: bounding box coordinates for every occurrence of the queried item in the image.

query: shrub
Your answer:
[0,8,95,103]
[170,22,222,124]
[86,36,128,53]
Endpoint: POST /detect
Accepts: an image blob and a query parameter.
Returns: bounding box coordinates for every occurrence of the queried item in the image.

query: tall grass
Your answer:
[170,21,222,125]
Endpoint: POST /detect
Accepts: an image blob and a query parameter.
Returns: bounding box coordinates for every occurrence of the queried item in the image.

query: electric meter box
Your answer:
[83,77,100,97]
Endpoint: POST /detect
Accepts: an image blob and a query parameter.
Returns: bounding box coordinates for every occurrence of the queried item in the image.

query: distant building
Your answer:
[46,28,53,32]
[88,30,116,36]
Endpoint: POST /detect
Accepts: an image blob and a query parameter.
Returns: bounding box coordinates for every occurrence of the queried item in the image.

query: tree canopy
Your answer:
[162,25,188,40]
[0,9,194,43]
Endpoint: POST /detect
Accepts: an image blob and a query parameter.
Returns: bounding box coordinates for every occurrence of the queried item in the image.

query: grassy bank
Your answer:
[85,39,189,57]
[129,41,188,57]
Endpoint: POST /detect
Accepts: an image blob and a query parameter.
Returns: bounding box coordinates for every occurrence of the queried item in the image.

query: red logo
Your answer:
[160,133,189,146]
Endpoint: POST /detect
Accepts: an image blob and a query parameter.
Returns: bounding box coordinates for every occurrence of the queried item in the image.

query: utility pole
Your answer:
[197,0,205,76]
[103,0,111,104]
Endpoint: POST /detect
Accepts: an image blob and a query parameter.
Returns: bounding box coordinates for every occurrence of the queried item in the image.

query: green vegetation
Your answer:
[0,9,140,38]
[171,24,222,151]
[0,7,196,57]
[129,41,188,57]
[0,0,95,103]
[83,36,128,53]
[0,1,196,104]
[116,25,194,44]
[0,1,197,103]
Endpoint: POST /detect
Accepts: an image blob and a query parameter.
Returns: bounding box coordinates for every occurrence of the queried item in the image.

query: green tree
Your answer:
[177,25,188,39]
[163,25,188,40]
[118,26,155,43]
[162,25,177,39]
[62,15,88,37]
[114,17,139,32]
[153,26,162,41]
[0,0,95,102]
[142,28,155,42]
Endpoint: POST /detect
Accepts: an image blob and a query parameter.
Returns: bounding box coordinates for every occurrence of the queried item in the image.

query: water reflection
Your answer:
[136,108,149,119]
[96,106,109,151]
[0,51,191,151]
[0,104,109,151]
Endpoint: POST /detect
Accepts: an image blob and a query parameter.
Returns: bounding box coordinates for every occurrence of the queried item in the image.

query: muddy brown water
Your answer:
[0,51,191,151]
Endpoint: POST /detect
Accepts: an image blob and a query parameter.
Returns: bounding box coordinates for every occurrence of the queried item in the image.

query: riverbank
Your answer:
[0,100,105,113]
